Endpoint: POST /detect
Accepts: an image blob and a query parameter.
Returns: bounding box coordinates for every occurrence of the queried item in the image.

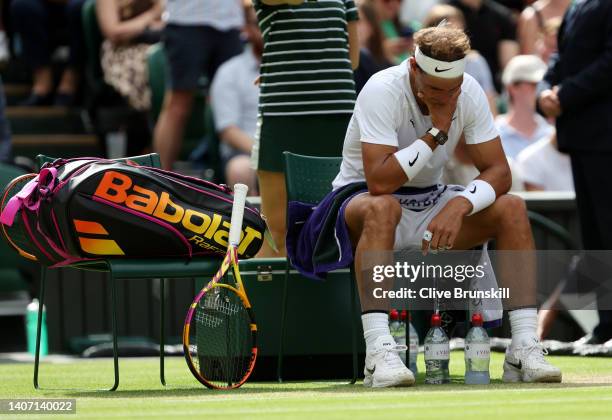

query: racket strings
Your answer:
[189,286,253,388]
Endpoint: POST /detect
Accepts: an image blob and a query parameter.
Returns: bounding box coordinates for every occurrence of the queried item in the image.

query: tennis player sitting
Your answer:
[286,25,561,387]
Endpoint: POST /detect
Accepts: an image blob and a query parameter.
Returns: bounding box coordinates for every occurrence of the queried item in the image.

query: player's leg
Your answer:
[448,194,561,382]
[256,170,286,257]
[153,25,208,169]
[344,193,415,387]
[153,90,194,169]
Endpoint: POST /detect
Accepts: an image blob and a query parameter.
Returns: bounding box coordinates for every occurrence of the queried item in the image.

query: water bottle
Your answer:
[464,312,490,385]
[26,299,48,357]
[424,313,450,384]
[404,310,419,375]
[389,309,402,351]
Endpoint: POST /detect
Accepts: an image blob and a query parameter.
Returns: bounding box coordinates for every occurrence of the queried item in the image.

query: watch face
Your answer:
[436,132,448,145]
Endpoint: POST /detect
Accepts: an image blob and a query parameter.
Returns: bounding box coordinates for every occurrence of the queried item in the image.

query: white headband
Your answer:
[414,46,466,79]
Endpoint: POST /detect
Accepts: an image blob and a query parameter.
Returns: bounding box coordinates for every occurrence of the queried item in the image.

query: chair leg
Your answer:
[277,260,290,383]
[33,266,46,390]
[108,269,120,391]
[349,265,358,385]
[160,278,166,386]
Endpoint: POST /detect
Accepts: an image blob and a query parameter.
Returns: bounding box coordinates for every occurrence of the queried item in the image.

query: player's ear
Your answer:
[409,57,418,72]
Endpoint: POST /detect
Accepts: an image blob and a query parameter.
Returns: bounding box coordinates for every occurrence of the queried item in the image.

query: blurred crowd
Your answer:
[0,0,574,194]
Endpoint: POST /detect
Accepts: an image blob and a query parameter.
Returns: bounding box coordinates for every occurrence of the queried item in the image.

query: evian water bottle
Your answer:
[464,312,491,384]
[424,313,450,384]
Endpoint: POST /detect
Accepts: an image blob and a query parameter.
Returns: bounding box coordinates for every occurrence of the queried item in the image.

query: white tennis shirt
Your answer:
[332,60,499,189]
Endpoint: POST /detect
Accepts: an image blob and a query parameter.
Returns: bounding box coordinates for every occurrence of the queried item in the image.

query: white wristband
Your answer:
[459,180,496,215]
[394,139,433,181]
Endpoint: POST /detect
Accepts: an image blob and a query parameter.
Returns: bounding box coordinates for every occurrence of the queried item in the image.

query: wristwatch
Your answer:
[427,127,448,145]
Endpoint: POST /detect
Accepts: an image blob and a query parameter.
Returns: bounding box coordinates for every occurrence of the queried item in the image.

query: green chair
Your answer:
[527,211,577,249]
[280,152,359,384]
[0,163,31,304]
[147,44,214,163]
[32,154,222,391]
[82,0,103,90]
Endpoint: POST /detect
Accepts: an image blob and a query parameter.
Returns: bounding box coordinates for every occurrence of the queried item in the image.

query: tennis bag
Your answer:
[0,158,266,266]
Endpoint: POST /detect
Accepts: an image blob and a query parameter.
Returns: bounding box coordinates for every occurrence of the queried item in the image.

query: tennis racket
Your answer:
[183,183,257,389]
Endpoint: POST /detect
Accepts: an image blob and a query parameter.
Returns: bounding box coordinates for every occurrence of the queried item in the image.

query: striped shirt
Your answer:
[254,0,359,116]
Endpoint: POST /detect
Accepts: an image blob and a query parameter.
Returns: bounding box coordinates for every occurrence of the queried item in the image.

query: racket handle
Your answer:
[229,183,249,247]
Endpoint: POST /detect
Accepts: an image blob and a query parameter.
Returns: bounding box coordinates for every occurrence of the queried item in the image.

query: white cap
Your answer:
[502,55,547,86]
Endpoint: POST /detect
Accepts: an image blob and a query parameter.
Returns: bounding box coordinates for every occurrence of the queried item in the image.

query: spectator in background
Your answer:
[537,0,612,347]
[495,54,553,159]
[97,0,164,112]
[423,4,498,115]
[253,0,359,257]
[153,0,244,170]
[517,0,569,56]
[11,0,87,106]
[372,0,412,63]
[354,0,392,93]
[448,0,519,91]
[0,78,11,162]
[535,16,560,63]
[209,2,260,196]
[516,132,573,191]
[400,0,441,30]
[0,1,11,62]
[492,0,529,15]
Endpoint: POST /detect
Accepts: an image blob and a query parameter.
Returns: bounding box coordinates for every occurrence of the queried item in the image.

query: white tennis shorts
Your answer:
[392,184,465,250]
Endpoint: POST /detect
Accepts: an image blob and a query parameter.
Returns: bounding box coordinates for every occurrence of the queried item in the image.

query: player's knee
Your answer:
[363,195,401,230]
[497,194,528,225]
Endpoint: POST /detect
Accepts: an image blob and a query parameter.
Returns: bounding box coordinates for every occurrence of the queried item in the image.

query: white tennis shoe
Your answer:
[363,335,415,388]
[502,338,562,383]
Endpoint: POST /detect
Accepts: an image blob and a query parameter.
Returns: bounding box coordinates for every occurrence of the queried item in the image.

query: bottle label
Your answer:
[465,343,490,360]
[425,343,449,360]
[409,340,418,354]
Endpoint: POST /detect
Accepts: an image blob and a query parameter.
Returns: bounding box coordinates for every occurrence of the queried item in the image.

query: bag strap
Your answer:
[0,167,58,227]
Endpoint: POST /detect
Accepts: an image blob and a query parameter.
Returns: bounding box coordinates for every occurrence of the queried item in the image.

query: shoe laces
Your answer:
[381,344,408,369]
[517,341,550,367]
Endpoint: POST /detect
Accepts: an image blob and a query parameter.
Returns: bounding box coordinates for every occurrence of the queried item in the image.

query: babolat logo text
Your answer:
[94,171,261,255]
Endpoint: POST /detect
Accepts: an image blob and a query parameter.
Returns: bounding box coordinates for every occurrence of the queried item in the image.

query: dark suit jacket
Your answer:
[538,0,612,152]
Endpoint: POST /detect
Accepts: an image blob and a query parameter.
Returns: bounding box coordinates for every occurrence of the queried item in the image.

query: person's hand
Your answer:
[421,196,471,255]
[538,88,562,118]
[417,88,460,134]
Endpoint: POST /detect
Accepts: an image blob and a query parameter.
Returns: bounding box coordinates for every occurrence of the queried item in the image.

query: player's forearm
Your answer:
[366,135,438,195]
[477,162,512,197]
[220,126,254,154]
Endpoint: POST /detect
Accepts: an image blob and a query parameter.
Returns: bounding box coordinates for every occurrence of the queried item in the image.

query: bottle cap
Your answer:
[389,309,399,321]
[431,313,441,327]
[400,310,407,321]
[471,312,484,326]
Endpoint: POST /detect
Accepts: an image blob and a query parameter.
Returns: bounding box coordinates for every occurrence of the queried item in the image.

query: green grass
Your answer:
[1,352,611,419]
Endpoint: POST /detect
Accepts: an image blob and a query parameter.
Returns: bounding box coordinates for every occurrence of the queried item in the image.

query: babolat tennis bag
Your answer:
[0,158,266,266]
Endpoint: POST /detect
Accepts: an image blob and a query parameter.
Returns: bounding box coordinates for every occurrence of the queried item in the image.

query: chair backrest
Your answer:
[82,0,103,82]
[35,153,162,169]
[283,152,342,204]
[0,163,29,269]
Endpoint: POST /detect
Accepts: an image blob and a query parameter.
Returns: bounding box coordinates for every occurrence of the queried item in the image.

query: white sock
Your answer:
[509,308,538,348]
[362,312,390,349]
